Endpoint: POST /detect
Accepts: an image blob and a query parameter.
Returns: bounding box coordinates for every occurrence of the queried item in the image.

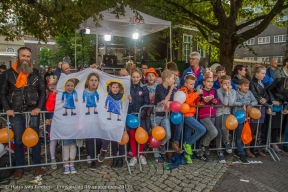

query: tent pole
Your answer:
[96,28,99,65]
[170,24,172,62]
[74,32,77,70]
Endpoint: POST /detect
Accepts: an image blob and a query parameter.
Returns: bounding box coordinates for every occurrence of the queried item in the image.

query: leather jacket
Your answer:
[267,77,288,103]
[249,77,270,108]
[1,68,46,112]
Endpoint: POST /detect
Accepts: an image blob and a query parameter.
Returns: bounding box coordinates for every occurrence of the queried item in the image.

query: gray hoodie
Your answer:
[216,88,237,117]
[232,90,258,113]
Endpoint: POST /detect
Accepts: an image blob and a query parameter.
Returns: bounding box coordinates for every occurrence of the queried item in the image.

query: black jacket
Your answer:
[267,77,288,103]
[1,68,46,112]
[249,77,270,108]
[128,83,149,118]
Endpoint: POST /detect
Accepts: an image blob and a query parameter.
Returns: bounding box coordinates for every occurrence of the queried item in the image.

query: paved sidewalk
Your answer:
[0,152,287,192]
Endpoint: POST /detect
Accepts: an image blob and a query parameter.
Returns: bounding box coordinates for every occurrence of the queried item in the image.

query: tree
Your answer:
[38,47,53,67]
[0,0,124,41]
[126,0,288,72]
[53,33,96,68]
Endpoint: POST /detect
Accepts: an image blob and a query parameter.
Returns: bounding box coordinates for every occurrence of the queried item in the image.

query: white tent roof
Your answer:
[83,6,171,37]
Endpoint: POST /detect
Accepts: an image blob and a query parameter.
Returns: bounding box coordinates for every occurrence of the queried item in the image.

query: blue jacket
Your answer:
[128,83,150,118]
[213,79,236,90]
[181,66,205,87]
[262,74,273,87]
[266,67,276,80]
[53,67,61,80]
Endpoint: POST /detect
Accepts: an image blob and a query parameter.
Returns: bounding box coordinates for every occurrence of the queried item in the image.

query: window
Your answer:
[243,57,254,61]
[273,56,284,63]
[276,15,288,22]
[182,34,192,62]
[244,38,255,45]
[258,36,270,44]
[274,35,286,43]
[6,47,15,52]
[257,57,269,62]
[196,44,206,58]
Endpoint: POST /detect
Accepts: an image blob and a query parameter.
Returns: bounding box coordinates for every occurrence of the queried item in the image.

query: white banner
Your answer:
[50,68,130,142]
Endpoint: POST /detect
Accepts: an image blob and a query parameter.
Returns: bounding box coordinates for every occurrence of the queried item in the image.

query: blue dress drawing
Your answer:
[82,89,99,108]
[105,93,123,120]
[62,90,78,109]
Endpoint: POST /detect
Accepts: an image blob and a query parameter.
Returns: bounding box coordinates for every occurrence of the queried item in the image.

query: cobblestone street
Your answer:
[1,151,287,192]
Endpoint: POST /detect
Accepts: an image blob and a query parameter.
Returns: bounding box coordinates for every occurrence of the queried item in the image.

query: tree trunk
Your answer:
[218,37,237,75]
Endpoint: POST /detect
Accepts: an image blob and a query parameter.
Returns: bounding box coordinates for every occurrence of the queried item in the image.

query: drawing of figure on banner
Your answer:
[62,78,79,116]
[105,82,124,121]
[82,73,100,115]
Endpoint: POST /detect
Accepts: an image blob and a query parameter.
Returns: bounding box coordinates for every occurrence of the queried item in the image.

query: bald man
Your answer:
[119,68,129,76]
[266,59,278,80]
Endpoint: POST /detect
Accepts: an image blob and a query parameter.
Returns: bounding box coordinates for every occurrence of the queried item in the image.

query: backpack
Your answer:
[0,154,15,185]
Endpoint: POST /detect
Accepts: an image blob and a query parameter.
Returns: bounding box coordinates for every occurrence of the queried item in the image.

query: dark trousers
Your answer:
[85,139,101,159]
[9,114,41,169]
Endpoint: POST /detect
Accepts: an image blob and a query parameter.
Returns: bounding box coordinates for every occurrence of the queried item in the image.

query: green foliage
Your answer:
[38,47,53,67]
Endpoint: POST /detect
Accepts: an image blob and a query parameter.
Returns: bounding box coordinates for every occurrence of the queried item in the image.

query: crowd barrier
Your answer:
[0,103,287,174]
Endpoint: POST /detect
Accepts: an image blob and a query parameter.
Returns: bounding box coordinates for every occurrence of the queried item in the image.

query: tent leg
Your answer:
[96,30,99,64]
[74,32,77,70]
[170,25,172,62]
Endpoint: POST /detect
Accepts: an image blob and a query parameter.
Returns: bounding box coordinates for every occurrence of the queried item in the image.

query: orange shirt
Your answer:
[177,86,200,117]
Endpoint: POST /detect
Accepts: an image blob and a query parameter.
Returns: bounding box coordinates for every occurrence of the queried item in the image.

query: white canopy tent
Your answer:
[77,6,172,66]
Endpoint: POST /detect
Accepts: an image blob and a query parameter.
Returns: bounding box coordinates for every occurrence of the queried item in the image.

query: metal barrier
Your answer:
[0,103,287,173]
[136,104,287,171]
[0,111,131,175]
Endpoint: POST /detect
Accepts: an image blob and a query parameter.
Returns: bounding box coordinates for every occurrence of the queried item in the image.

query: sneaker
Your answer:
[202,145,210,156]
[183,143,193,155]
[155,157,164,164]
[239,154,250,164]
[129,157,137,166]
[98,151,106,162]
[218,153,226,163]
[271,144,283,153]
[127,151,133,158]
[225,142,232,154]
[51,159,57,170]
[184,154,192,164]
[63,166,70,174]
[139,156,147,165]
[172,141,183,154]
[234,152,241,159]
[87,155,91,164]
[159,145,166,154]
[70,165,77,174]
[198,154,210,162]
[90,161,96,170]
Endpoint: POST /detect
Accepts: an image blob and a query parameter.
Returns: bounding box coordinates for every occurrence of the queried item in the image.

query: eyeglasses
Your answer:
[190,58,197,61]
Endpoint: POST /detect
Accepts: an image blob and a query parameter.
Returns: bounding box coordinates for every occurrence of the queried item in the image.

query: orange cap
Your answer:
[144,67,159,77]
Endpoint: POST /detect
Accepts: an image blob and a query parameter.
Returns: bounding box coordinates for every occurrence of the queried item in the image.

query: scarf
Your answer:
[12,60,30,88]
[109,92,123,101]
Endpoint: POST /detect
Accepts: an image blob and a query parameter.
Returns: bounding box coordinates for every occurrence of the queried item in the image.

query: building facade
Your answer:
[235,16,288,64]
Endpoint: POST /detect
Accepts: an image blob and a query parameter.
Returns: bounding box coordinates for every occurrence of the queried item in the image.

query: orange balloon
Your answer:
[118,131,129,145]
[180,103,190,114]
[135,127,148,144]
[0,128,14,143]
[225,115,238,130]
[152,126,166,140]
[22,127,39,148]
[249,107,261,120]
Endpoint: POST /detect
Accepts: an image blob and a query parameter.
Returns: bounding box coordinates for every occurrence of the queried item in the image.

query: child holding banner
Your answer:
[128,68,150,166]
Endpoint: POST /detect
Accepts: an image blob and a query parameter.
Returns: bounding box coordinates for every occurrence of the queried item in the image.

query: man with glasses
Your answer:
[1,47,46,179]
[181,52,204,88]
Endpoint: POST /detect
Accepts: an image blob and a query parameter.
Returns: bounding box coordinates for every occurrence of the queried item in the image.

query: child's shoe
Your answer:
[139,156,147,165]
[51,159,57,170]
[183,143,193,155]
[90,161,96,170]
[239,154,250,164]
[63,166,70,174]
[98,150,106,162]
[184,154,192,164]
[159,145,166,154]
[129,157,137,166]
[225,142,232,153]
[70,165,77,174]
[218,152,226,163]
[118,158,123,168]
[111,158,118,168]
[172,141,183,154]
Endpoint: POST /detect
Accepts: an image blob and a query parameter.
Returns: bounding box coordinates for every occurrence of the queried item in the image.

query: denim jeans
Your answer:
[9,114,41,169]
[284,115,288,147]
[183,116,206,145]
[172,120,183,143]
[235,123,245,155]
[150,114,171,145]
